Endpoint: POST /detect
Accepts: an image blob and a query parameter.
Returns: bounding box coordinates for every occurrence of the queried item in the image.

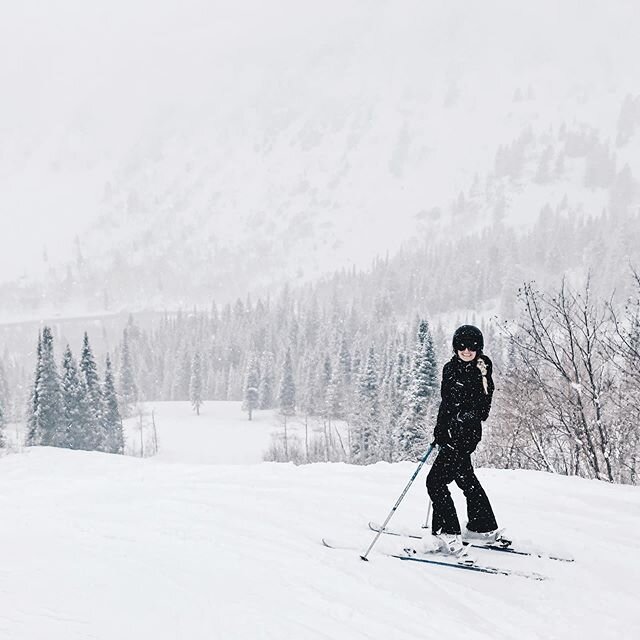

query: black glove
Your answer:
[433,420,450,447]
[433,436,453,449]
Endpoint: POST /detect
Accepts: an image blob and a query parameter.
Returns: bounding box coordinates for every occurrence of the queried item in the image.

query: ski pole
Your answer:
[360,443,436,561]
[422,496,432,530]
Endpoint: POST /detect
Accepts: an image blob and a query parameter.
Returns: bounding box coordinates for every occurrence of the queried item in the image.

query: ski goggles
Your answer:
[454,339,480,352]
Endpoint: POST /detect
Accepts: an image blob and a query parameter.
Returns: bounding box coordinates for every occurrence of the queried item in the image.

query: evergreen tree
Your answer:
[190,351,204,416]
[395,349,410,394]
[324,370,343,421]
[258,350,275,409]
[278,348,296,416]
[79,332,104,450]
[174,349,192,400]
[26,332,43,446]
[103,355,124,454]
[29,327,64,447]
[243,353,260,420]
[352,346,379,464]
[378,362,402,462]
[338,336,352,387]
[288,318,299,359]
[119,330,138,417]
[399,320,438,459]
[320,354,333,398]
[61,345,92,450]
[304,297,320,347]
[298,357,317,416]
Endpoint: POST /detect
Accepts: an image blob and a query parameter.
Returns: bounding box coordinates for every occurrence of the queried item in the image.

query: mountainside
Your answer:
[1,401,639,639]
[1,1,640,318]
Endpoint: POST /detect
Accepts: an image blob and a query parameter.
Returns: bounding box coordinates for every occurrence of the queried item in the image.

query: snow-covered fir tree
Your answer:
[242,352,259,420]
[352,346,380,464]
[378,359,401,462]
[324,370,343,421]
[103,355,124,454]
[79,332,105,450]
[320,353,332,416]
[190,351,203,416]
[278,348,296,416]
[258,350,275,409]
[337,336,353,404]
[398,320,438,459]
[26,332,43,446]
[297,357,316,416]
[61,345,93,450]
[27,327,64,447]
[174,349,192,400]
[118,329,138,417]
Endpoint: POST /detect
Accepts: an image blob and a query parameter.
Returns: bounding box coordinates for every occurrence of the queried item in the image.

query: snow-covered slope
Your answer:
[1,401,639,639]
[1,1,640,313]
[121,400,328,464]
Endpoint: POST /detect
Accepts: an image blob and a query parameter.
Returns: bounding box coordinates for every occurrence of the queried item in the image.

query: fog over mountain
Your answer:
[1,0,639,317]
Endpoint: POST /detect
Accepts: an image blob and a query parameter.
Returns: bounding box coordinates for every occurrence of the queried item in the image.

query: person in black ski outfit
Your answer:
[425,325,499,557]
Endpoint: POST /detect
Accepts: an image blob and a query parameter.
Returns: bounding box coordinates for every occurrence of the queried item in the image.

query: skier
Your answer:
[425,324,501,561]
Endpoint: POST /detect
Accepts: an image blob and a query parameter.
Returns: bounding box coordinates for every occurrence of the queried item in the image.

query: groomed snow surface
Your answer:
[1,402,639,639]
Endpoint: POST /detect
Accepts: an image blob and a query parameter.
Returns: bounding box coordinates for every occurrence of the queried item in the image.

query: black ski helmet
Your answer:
[452,325,484,352]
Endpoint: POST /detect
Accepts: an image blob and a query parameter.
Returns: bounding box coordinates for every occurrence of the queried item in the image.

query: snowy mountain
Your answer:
[1,400,639,639]
[1,1,640,316]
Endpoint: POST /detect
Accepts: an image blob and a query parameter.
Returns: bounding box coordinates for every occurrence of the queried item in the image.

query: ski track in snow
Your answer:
[1,402,639,639]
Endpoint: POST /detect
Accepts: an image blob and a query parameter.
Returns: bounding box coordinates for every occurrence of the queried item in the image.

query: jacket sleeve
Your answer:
[433,403,450,446]
[433,363,459,445]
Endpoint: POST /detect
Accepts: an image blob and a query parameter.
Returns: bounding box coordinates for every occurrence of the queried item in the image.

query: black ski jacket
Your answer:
[433,354,494,454]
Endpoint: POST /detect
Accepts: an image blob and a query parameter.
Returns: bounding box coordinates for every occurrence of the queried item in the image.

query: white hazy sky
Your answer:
[0,0,638,281]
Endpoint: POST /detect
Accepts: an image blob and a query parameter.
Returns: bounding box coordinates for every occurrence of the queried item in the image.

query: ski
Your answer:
[322,538,546,580]
[368,521,574,563]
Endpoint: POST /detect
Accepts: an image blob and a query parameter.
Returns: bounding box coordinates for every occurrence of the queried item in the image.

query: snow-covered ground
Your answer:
[1,402,639,639]
[122,401,280,463]
[122,401,346,464]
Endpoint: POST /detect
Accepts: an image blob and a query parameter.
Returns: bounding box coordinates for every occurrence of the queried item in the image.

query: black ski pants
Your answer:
[426,447,498,535]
